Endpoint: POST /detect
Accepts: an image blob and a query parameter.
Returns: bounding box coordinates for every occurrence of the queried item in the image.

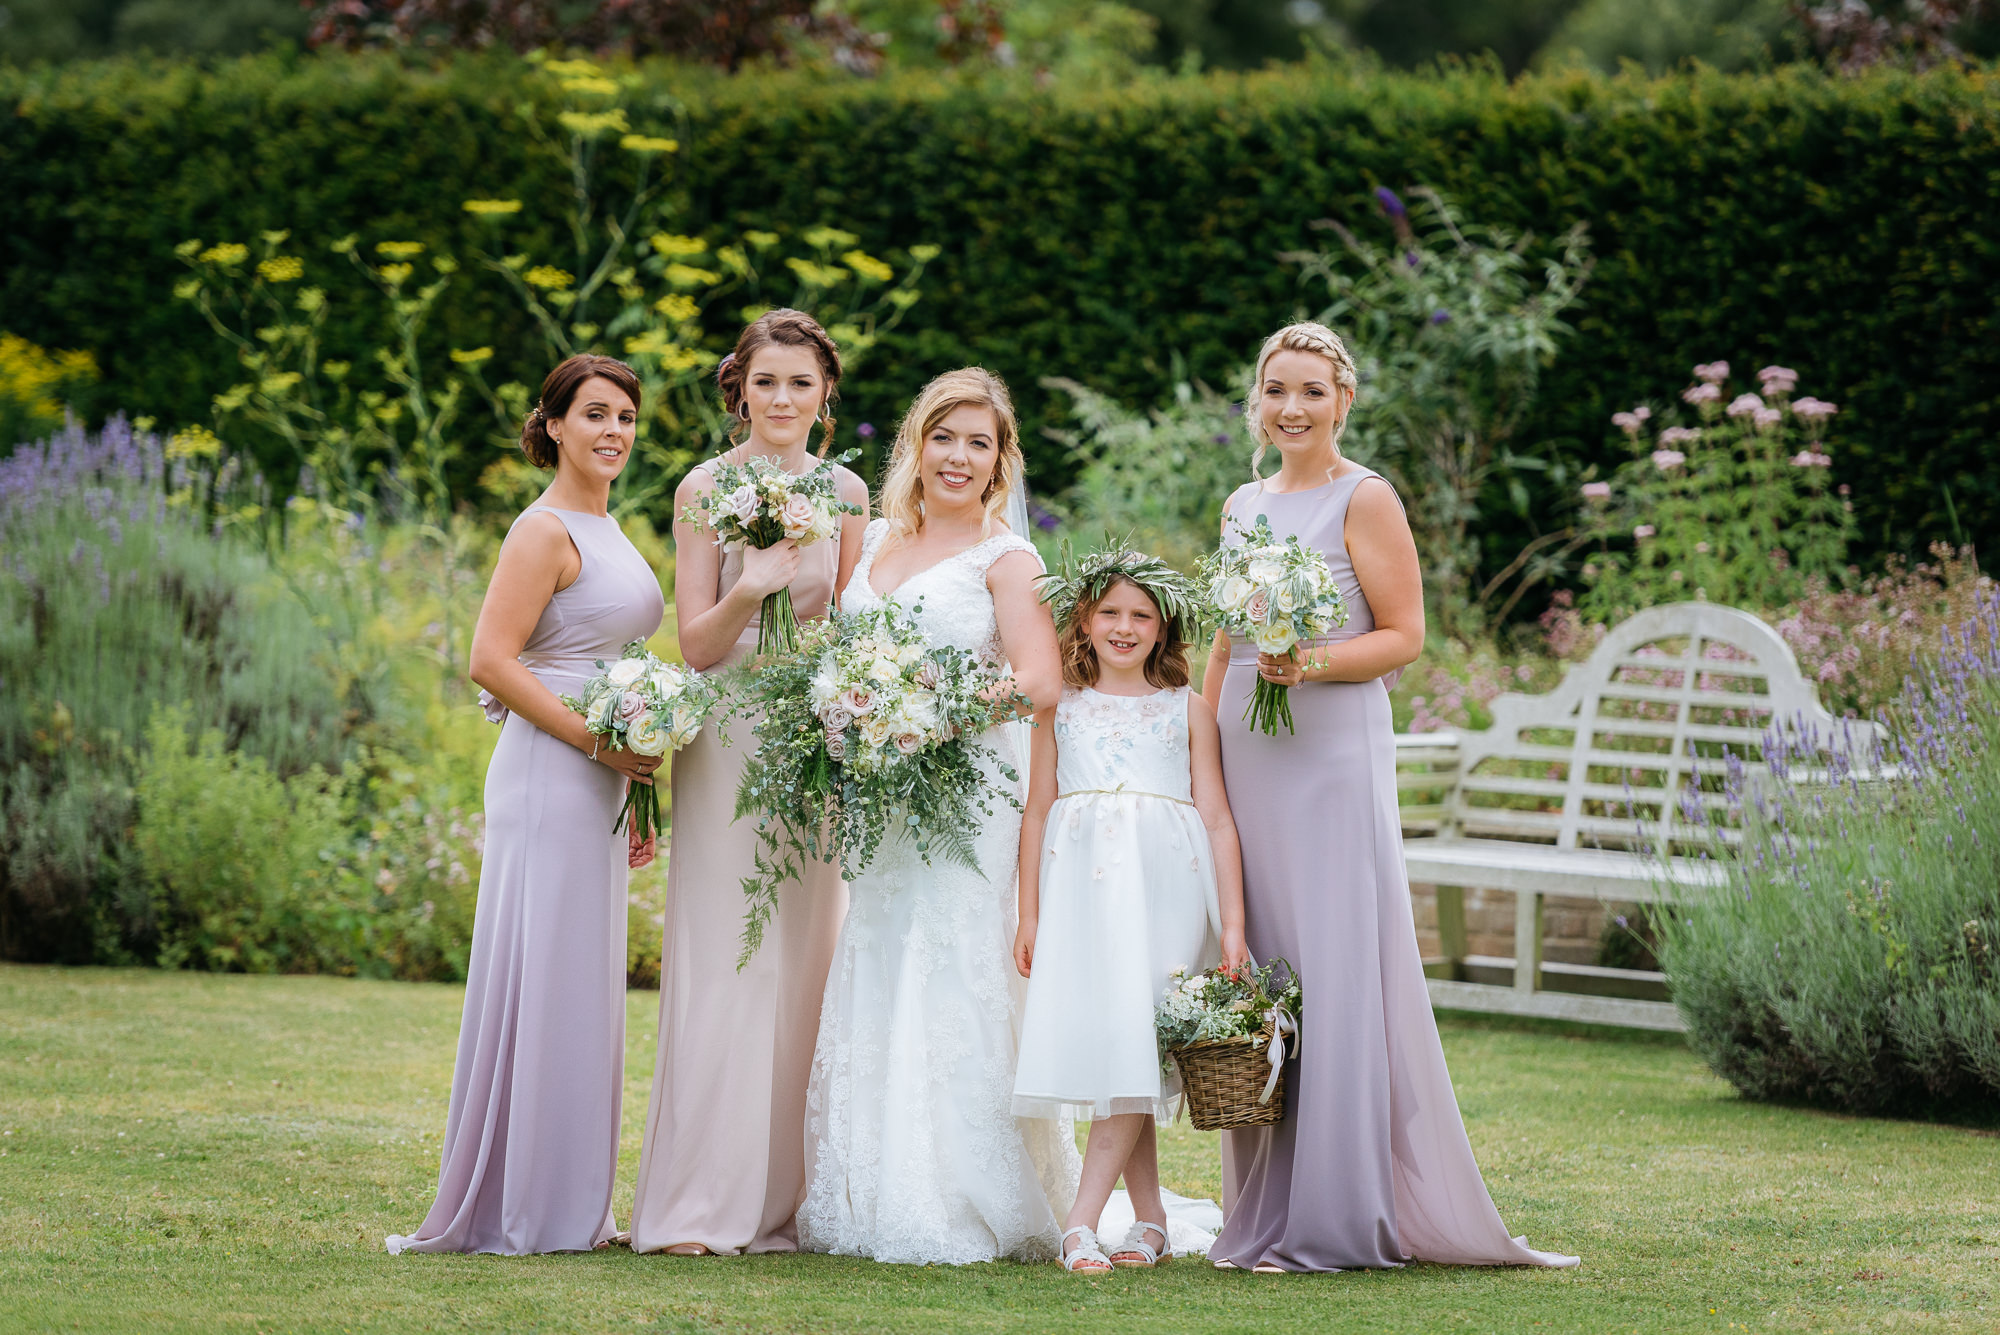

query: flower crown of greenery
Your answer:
[1038,539,1202,640]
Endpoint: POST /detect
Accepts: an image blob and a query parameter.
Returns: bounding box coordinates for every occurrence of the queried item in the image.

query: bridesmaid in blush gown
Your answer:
[1202,324,1578,1274]
[627,311,868,1257]
[387,354,665,1256]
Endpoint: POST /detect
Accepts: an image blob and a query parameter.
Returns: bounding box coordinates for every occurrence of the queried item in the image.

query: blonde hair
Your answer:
[877,367,1023,540]
[1247,321,1361,479]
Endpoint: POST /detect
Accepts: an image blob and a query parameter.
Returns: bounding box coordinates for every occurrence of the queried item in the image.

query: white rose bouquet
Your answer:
[679,450,864,655]
[559,640,722,845]
[731,599,1024,967]
[1197,513,1348,735]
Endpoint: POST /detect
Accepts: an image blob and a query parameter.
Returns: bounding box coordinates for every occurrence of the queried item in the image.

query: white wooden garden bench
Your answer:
[1394,602,1883,1031]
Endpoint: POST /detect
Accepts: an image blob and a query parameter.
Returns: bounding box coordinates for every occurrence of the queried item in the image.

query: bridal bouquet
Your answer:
[732,599,1023,966]
[559,641,722,844]
[1197,514,1348,735]
[1155,959,1302,1129]
[680,450,863,654]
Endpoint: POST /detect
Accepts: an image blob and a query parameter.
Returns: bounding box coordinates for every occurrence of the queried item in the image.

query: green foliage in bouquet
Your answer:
[1154,958,1302,1062]
[731,600,1022,966]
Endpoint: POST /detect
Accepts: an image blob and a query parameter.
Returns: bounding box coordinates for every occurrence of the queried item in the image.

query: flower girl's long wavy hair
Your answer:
[1247,321,1360,480]
[1057,576,1191,691]
[877,367,1024,540]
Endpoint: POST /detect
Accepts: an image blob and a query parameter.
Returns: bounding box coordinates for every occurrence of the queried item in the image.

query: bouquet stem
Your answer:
[758,587,801,656]
[616,778,662,842]
[1243,679,1296,736]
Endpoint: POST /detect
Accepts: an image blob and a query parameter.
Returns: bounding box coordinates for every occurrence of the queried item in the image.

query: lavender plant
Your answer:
[1659,593,2000,1120]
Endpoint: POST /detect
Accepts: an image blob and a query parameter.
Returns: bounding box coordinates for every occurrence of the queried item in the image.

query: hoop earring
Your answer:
[738,402,751,423]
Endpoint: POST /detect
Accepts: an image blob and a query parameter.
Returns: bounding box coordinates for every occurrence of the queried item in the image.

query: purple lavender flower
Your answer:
[1374,186,1406,218]
[1429,309,1451,325]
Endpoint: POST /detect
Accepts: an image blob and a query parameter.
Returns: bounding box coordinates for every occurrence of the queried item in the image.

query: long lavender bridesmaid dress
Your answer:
[387,506,664,1256]
[1210,468,1578,1274]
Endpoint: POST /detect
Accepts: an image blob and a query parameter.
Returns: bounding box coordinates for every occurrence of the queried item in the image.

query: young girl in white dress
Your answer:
[1012,549,1251,1274]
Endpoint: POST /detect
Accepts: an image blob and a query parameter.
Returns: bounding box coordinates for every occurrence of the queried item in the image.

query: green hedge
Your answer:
[4,54,1999,574]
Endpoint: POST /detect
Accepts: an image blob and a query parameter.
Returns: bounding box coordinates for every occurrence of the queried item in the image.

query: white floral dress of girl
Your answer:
[1012,685,1225,1122]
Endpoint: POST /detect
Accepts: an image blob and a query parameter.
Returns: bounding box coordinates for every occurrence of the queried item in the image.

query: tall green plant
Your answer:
[1575,360,1852,621]
[1293,187,1592,632]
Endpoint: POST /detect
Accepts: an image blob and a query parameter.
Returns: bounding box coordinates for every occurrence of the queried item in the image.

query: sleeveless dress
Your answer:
[1209,468,1579,1272]
[1013,686,1223,1121]
[629,460,851,1255]
[387,506,664,1256]
[798,518,1080,1265]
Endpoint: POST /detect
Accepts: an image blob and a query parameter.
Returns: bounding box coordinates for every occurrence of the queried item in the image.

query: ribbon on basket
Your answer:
[1258,1007,1297,1105]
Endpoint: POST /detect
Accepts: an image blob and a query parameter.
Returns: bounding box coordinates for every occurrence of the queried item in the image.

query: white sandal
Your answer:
[1060,1225,1114,1274]
[1109,1220,1171,1268]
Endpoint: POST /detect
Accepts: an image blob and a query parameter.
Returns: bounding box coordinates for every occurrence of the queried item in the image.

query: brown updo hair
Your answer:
[715,309,843,455]
[1057,576,1192,691]
[519,354,643,470]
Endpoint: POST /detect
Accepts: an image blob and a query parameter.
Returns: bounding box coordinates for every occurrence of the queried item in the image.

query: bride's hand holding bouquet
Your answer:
[731,599,1026,966]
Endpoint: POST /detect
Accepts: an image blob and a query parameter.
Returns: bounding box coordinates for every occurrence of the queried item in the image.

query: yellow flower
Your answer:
[620,134,679,154]
[463,199,524,216]
[743,230,779,250]
[908,244,941,263]
[557,108,630,138]
[296,287,325,314]
[257,256,304,284]
[376,240,425,259]
[173,277,202,300]
[842,250,893,283]
[322,360,351,380]
[432,255,459,275]
[0,334,99,420]
[716,245,750,275]
[259,371,302,396]
[525,265,574,291]
[198,243,249,267]
[260,229,291,247]
[562,76,620,96]
[888,288,920,311]
[648,232,707,258]
[166,424,224,460]
[738,303,772,324]
[664,263,720,288]
[803,227,858,251]
[377,262,415,286]
[785,257,848,288]
[450,347,494,366]
[173,239,203,260]
[654,293,699,323]
[542,58,603,79]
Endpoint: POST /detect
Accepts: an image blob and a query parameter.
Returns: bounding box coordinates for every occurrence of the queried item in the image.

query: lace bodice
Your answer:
[841,519,1040,666]
[1052,686,1192,804]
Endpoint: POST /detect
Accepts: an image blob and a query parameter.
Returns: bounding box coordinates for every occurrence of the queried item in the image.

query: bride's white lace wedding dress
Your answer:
[798,519,1080,1265]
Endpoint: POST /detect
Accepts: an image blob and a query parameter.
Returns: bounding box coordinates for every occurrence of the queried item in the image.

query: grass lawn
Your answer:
[2,966,1996,1333]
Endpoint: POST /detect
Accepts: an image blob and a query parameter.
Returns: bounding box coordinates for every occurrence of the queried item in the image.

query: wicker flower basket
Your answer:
[1171,1034,1287,1131]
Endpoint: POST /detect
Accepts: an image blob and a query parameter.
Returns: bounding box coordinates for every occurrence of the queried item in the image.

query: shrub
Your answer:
[5,57,1999,580]
[1659,597,2000,1121]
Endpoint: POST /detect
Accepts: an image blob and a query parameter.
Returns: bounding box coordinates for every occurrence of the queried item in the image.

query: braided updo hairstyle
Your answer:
[519,353,643,470]
[714,308,844,456]
[1247,321,1361,479]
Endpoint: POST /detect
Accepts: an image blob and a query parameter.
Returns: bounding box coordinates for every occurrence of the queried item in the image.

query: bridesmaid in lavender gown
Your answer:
[1202,324,1578,1274]
[387,355,665,1256]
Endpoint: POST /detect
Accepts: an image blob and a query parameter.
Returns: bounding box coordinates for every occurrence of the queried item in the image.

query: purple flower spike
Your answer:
[1374,186,1406,218]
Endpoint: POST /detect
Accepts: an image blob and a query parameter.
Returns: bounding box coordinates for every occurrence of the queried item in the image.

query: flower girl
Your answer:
[1011,549,1250,1274]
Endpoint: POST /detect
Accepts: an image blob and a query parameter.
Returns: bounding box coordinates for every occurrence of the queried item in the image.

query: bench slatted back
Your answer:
[1441,602,1877,852]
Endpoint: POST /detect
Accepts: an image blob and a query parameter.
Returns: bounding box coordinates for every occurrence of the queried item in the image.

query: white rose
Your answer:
[1272,581,1299,613]
[895,641,925,667]
[1247,558,1286,586]
[627,713,670,757]
[900,689,939,730]
[807,509,840,543]
[860,714,894,748]
[648,664,684,696]
[668,708,700,749]
[869,656,901,684]
[1215,575,1252,613]
[606,658,646,688]
[1253,619,1298,655]
[809,658,840,709]
[590,693,622,732]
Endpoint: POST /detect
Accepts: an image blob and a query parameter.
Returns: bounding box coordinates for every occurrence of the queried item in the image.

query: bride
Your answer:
[798,367,1078,1264]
